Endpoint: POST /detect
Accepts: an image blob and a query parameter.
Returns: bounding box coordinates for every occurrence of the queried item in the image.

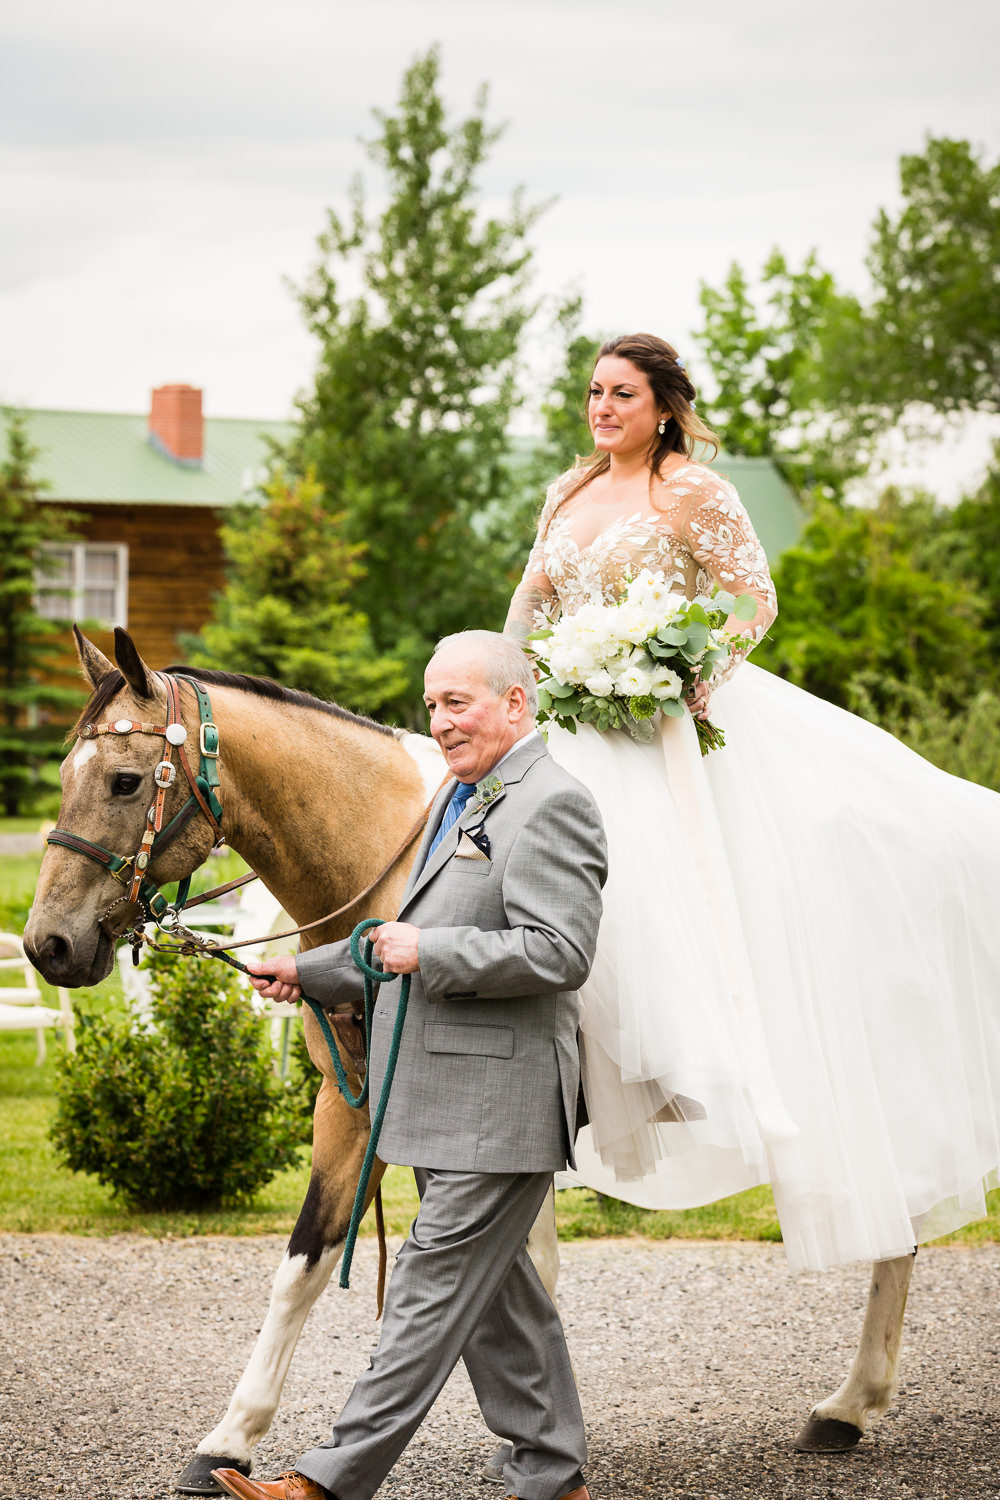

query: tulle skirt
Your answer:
[544,663,1000,1270]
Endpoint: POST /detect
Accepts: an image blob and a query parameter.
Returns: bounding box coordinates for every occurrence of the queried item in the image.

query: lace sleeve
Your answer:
[503,472,572,643]
[679,474,777,687]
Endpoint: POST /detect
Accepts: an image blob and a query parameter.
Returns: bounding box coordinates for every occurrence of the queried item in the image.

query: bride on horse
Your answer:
[505,331,1000,1274]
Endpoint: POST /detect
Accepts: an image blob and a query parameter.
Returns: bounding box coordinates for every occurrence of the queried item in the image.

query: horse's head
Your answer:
[24,627,222,988]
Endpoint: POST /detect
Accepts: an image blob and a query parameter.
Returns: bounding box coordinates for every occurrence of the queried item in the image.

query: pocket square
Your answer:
[455,826,491,861]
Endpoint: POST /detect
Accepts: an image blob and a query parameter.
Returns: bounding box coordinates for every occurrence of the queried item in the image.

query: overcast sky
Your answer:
[2,0,998,487]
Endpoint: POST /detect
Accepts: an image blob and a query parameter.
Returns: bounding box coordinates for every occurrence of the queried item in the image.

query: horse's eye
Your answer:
[111,773,143,797]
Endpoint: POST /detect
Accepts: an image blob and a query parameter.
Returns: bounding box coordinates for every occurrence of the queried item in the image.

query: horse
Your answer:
[25,628,918,1493]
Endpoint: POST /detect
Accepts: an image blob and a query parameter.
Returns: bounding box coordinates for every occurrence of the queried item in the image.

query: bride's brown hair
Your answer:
[559,332,720,509]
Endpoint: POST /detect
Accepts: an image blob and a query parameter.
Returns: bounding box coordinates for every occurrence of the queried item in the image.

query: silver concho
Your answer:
[165,723,188,746]
[114,718,133,733]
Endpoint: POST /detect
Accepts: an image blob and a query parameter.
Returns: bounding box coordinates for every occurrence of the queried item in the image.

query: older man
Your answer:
[215,630,607,1500]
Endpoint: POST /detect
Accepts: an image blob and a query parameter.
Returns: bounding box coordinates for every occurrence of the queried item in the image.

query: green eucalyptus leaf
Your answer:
[683,623,710,654]
[733,593,759,621]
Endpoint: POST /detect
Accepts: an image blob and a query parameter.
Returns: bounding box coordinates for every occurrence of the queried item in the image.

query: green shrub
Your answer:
[288,1018,322,1145]
[50,953,303,1209]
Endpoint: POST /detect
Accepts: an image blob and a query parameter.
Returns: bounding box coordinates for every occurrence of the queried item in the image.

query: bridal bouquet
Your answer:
[528,572,757,754]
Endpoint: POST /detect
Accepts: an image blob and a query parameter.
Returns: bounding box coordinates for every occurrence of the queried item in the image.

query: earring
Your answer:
[657,418,666,435]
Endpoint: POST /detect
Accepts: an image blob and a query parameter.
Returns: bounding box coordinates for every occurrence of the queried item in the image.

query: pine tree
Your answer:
[0,411,81,816]
[179,468,407,713]
[285,47,545,717]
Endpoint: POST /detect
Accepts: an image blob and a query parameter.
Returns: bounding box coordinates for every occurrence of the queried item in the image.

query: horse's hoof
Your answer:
[483,1441,512,1483]
[175,1454,251,1494]
[794,1415,864,1453]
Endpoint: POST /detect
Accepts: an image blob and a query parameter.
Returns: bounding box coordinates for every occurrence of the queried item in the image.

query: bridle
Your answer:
[46,671,440,959]
[46,672,224,929]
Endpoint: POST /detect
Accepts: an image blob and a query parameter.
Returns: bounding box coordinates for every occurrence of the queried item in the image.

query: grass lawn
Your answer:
[3,826,999,1246]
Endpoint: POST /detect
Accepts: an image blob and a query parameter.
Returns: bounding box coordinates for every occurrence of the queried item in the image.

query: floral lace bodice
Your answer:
[505,462,777,688]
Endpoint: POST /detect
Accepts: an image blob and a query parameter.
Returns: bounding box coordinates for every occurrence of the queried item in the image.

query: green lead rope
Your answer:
[335,918,411,1290]
[211,916,409,1293]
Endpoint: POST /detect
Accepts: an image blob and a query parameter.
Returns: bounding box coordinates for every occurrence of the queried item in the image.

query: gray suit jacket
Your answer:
[295,734,607,1173]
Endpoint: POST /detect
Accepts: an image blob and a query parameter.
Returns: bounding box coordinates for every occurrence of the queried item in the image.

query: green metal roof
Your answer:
[2,405,804,560]
[0,406,295,508]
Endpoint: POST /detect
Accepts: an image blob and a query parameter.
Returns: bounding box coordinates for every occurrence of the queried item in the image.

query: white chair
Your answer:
[0,932,76,1064]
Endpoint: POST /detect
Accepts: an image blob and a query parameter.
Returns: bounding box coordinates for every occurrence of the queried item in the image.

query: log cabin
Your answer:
[3,384,293,678]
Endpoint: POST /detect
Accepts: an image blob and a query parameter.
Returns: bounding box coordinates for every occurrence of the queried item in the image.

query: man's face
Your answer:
[423,646,526,784]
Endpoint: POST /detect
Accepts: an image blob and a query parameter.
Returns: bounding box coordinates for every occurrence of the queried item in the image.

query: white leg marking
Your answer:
[72,739,98,772]
[527,1181,559,1303]
[810,1254,915,1432]
[197,1244,341,1463]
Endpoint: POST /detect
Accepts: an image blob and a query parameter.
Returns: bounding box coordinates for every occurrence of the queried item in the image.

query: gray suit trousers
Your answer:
[296,1169,586,1500]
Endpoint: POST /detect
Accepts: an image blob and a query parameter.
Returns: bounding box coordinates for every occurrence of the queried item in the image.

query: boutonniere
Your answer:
[473,772,503,812]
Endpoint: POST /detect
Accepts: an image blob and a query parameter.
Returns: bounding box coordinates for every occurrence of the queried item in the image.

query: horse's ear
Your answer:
[113,628,156,701]
[73,625,114,690]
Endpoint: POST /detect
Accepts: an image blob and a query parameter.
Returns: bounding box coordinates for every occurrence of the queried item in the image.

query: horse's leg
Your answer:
[482,1182,560,1486]
[794,1252,915,1452]
[176,1080,382,1495]
[527,1179,560,1300]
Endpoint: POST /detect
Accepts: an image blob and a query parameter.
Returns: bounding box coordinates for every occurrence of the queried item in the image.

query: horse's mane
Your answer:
[75,666,395,739]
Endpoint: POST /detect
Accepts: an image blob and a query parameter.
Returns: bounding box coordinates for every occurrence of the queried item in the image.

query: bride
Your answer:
[505,331,1000,1272]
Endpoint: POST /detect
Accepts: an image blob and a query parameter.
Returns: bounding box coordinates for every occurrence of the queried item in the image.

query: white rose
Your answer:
[615,602,656,644]
[562,644,601,679]
[616,663,657,696]
[650,666,683,699]
[583,669,615,697]
[627,570,676,614]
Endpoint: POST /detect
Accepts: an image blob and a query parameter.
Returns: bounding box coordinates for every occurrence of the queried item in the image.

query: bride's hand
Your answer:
[684,679,712,721]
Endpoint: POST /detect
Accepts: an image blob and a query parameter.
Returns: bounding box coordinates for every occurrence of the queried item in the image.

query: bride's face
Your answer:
[589,356,663,460]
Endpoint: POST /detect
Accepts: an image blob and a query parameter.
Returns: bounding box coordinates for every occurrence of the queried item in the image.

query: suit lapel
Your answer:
[401,735,549,910]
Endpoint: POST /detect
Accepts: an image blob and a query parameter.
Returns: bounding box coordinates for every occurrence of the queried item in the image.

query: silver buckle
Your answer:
[154,760,176,789]
[199,722,219,758]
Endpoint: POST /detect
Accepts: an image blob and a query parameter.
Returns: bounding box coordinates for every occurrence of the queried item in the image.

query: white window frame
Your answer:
[37,542,129,629]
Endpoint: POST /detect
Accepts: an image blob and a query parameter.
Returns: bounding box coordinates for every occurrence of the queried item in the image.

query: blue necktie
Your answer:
[426,780,476,861]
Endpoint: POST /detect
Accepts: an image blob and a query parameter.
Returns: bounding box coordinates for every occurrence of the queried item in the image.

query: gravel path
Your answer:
[2,1235,998,1499]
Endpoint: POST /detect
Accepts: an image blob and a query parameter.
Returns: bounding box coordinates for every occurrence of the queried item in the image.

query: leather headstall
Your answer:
[46,673,224,924]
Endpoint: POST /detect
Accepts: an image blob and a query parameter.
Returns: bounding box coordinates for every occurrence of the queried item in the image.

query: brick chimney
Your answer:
[148,384,204,466]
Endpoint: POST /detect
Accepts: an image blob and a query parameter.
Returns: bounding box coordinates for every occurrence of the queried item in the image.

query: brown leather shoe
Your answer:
[210,1471,329,1500]
[504,1487,591,1500]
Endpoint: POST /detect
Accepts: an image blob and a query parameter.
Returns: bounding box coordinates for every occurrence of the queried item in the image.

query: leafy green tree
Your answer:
[852,137,1000,421]
[0,411,81,815]
[696,137,1000,481]
[535,295,600,477]
[179,468,407,713]
[285,47,545,716]
[695,252,859,499]
[940,449,1000,658]
[753,488,989,715]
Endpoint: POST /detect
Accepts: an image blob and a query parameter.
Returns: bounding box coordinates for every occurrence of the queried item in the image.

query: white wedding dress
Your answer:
[506,462,1000,1271]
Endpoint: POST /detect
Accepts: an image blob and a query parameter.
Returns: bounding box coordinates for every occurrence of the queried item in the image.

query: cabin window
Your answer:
[37,543,129,628]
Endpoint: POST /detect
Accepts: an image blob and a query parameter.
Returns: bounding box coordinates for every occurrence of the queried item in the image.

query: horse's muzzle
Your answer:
[23,924,116,988]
